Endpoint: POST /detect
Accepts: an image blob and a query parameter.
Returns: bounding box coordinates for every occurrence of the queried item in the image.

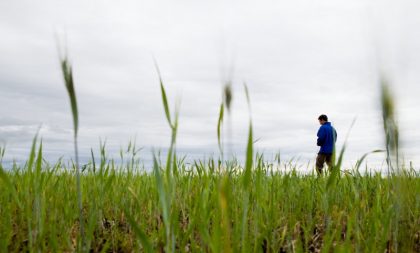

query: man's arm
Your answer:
[317,127,325,146]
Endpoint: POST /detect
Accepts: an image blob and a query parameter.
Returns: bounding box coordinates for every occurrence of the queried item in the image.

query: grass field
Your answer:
[0,56,419,252]
[1,150,420,252]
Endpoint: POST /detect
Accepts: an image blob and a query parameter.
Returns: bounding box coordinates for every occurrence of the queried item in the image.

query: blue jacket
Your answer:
[317,122,337,154]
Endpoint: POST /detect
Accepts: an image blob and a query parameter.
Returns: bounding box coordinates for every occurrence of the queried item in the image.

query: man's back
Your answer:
[317,122,337,154]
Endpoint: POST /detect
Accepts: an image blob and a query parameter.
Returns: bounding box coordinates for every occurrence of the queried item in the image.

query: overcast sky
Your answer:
[1,0,419,170]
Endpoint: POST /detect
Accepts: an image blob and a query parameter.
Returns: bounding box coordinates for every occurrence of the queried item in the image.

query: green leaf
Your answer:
[243,83,253,188]
[217,103,224,154]
[60,58,79,136]
[380,77,399,172]
[327,117,356,189]
[90,148,96,173]
[327,143,346,189]
[35,140,43,176]
[27,130,40,172]
[152,153,169,236]
[243,82,251,113]
[154,59,172,128]
[243,121,253,188]
[223,82,232,112]
[0,145,5,164]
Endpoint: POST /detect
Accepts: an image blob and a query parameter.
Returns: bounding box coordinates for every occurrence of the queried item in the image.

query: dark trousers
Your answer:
[316,153,333,174]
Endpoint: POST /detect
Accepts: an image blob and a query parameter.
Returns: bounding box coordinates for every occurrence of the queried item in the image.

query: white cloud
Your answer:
[1,0,419,169]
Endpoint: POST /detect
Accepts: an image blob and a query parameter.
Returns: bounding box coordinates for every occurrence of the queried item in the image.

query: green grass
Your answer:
[1,155,420,252]
[0,55,419,252]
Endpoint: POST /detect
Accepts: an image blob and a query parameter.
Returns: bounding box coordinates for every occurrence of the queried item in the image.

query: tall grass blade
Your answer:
[240,84,253,252]
[217,103,224,154]
[90,148,96,173]
[223,82,232,113]
[380,78,399,172]
[59,51,85,251]
[0,145,5,164]
[153,153,171,251]
[380,76,403,251]
[326,118,355,189]
[244,82,251,113]
[243,107,253,186]
[327,143,345,189]
[153,59,172,129]
[61,59,78,136]
[27,130,40,172]
[219,176,232,253]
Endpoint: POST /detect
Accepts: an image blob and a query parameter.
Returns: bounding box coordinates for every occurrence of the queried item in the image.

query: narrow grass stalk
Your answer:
[241,83,253,253]
[60,54,85,251]
[217,103,224,157]
[153,58,180,252]
[223,81,233,162]
[380,76,404,251]
[380,77,399,173]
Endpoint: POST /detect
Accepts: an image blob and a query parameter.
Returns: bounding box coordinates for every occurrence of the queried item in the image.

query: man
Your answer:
[316,114,337,174]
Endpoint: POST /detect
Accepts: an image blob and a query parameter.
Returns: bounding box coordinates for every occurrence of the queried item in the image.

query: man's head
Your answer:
[318,114,328,125]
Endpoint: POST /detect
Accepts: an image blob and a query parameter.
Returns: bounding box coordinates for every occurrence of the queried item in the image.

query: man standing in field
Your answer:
[316,114,337,174]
